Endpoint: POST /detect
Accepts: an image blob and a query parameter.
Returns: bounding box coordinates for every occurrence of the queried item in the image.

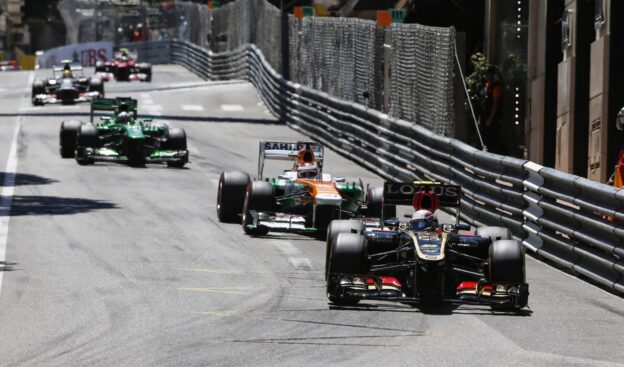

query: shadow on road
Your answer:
[329,301,532,317]
[0,173,57,187]
[0,261,17,272]
[5,195,117,216]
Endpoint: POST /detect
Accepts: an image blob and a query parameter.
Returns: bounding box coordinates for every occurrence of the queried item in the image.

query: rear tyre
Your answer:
[75,124,98,165]
[489,240,526,310]
[217,171,250,223]
[242,181,274,236]
[59,120,82,158]
[327,233,367,305]
[325,220,365,281]
[476,226,512,242]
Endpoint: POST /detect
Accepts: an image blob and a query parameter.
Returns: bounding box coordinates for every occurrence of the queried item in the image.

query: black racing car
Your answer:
[325,181,529,311]
[32,60,104,105]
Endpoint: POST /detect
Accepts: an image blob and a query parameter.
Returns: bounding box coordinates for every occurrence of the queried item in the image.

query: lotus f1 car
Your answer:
[325,181,529,311]
[32,61,104,105]
[217,141,385,236]
[95,48,152,82]
[58,97,188,167]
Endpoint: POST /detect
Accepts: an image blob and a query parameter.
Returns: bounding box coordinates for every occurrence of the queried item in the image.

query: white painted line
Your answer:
[272,241,300,256]
[139,93,151,99]
[0,122,21,293]
[220,104,244,112]
[182,105,204,112]
[142,98,155,105]
[289,258,313,271]
[143,104,162,111]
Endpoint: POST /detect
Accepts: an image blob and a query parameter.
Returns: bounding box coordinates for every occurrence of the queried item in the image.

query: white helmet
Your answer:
[412,209,433,221]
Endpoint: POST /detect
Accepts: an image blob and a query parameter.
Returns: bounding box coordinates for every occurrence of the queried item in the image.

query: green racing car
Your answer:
[58,97,188,167]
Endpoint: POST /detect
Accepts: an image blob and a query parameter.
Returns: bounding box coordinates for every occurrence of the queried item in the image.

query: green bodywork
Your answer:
[76,97,188,165]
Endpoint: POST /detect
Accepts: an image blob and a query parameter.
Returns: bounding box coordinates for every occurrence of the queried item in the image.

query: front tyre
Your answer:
[327,233,368,305]
[59,120,82,158]
[75,124,98,165]
[325,220,365,281]
[217,171,250,223]
[488,239,526,310]
[241,181,274,236]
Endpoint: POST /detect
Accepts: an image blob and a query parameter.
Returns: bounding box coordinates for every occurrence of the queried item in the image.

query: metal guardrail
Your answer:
[131,39,624,295]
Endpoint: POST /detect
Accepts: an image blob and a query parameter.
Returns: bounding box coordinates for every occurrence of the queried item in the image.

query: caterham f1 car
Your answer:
[217,141,385,236]
[32,61,104,105]
[325,181,529,311]
[95,48,152,82]
[58,97,188,167]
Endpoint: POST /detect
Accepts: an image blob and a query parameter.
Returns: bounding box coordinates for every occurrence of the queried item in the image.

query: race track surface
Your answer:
[0,66,622,366]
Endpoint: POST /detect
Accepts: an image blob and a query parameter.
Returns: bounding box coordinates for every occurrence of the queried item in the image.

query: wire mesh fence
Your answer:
[57,0,456,135]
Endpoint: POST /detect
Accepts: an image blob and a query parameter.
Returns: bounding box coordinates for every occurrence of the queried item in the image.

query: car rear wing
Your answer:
[90,97,138,122]
[258,141,324,179]
[383,181,461,220]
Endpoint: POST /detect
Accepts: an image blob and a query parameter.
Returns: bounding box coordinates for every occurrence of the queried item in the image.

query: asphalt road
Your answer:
[0,65,622,366]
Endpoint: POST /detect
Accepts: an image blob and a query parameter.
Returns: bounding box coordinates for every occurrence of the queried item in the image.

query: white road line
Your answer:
[272,241,300,256]
[0,120,22,293]
[221,104,244,112]
[143,104,162,111]
[139,92,151,99]
[289,258,313,271]
[270,240,314,271]
[142,98,155,105]
[182,105,204,112]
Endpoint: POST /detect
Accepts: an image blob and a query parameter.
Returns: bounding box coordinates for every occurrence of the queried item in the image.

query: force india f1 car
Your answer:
[325,181,529,311]
[58,97,188,167]
[32,61,104,106]
[95,49,152,82]
[217,141,386,236]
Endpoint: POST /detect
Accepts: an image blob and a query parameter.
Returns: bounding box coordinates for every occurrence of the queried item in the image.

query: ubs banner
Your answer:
[37,42,113,69]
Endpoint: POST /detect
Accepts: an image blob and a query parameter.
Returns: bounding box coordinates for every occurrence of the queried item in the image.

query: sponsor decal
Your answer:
[38,42,113,68]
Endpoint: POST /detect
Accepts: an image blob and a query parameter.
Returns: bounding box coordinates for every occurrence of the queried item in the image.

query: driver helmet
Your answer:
[297,162,318,179]
[63,69,72,78]
[116,111,131,124]
[410,209,437,231]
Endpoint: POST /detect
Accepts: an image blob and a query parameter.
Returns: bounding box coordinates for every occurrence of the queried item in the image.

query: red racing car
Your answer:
[95,48,152,82]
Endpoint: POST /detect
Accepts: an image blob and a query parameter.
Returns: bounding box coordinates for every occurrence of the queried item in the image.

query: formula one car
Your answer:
[217,141,385,235]
[58,97,188,167]
[325,181,529,311]
[95,48,152,82]
[0,60,20,71]
[32,61,104,105]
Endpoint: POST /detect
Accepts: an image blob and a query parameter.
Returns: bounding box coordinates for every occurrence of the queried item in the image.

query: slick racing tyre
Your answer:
[475,226,512,242]
[364,186,396,218]
[31,80,45,106]
[217,171,251,223]
[327,233,367,305]
[241,181,274,236]
[488,240,526,310]
[325,220,366,281]
[95,61,106,73]
[75,124,98,165]
[59,120,82,158]
[164,128,187,168]
[89,77,104,97]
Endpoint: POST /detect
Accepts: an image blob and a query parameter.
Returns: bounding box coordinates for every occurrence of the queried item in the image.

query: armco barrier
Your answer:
[128,39,624,295]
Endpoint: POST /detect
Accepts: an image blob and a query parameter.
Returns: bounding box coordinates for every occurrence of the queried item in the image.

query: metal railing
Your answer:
[150,39,624,295]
